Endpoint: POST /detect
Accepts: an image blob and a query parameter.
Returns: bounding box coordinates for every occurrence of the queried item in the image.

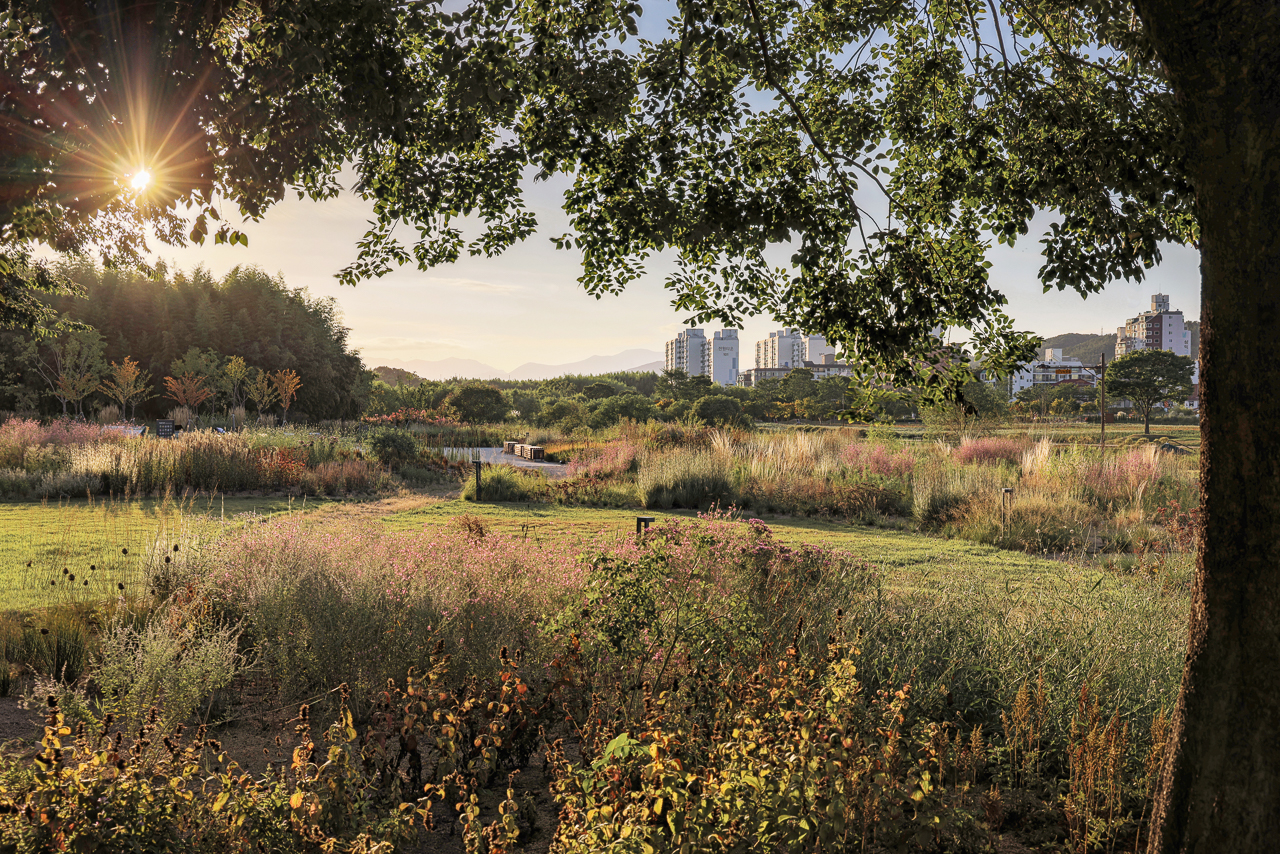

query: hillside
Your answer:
[1041,332,1116,363]
[1041,321,1199,363]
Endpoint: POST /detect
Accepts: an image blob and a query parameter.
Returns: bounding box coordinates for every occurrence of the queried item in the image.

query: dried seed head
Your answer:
[117,583,125,591]
[67,574,74,582]
[40,628,48,635]
[173,545,180,553]
[165,556,171,564]
[121,548,128,555]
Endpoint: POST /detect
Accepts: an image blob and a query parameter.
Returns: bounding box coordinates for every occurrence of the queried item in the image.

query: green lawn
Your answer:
[380,499,1094,596]
[0,486,1164,612]
[0,496,320,611]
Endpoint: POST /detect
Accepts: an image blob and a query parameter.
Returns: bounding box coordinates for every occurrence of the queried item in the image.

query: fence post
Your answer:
[473,459,482,501]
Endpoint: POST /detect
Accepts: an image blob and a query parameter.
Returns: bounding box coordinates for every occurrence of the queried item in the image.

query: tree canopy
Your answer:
[1107,349,1194,434]
[0,264,371,420]
[4,0,1189,391]
[6,2,1280,846]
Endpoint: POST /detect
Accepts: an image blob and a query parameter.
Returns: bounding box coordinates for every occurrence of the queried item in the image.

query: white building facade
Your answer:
[665,328,707,376]
[1115,294,1192,357]
[755,329,833,369]
[1008,348,1100,397]
[665,328,740,385]
[701,329,740,386]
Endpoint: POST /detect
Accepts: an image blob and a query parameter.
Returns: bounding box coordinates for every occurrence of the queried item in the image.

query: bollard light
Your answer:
[636,516,655,537]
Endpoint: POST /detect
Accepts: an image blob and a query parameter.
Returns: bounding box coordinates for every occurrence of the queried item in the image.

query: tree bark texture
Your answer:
[1136,0,1280,849]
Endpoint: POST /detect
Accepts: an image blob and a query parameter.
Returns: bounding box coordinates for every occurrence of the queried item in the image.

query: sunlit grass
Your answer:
[374,498,1112,596]
[0,496,316,611]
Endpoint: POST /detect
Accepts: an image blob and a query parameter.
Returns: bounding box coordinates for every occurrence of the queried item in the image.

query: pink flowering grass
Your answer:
[193,515,589,698]
[952,436,1031,466]
[0,418,121,468]
[566,440,640,479]
[841,442,916,479]
[173,509,876,701]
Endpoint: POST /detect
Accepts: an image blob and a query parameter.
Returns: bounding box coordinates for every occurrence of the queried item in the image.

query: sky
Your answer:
[139,176,1203,374]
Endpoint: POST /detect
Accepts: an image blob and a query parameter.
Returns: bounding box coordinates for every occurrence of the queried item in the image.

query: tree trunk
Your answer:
[1137,0,1280,849]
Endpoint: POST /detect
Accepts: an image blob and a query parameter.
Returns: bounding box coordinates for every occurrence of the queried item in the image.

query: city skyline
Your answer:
[121,181,1203,374]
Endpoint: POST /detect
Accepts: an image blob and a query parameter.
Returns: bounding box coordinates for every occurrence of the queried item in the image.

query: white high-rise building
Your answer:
[665,328,707,376]
[755,329,835,369]
[1116,294,1192,357]
[803,334,835,363]
[665,328,740,385]
[702,329,740,386]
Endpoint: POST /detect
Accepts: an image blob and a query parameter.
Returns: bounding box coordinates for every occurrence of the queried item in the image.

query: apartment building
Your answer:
[665,328,706,376]
[754,329,833,369]
[664,328,740,385]
[701,329,740,386]
[736,355,855,388]
[1008,348,1100,396]
[1115,294,1192,357]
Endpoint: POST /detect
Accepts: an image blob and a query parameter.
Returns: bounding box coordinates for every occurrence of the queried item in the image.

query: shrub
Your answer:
[565,440,640,479]
[93,595,244,731]
[0,696,422,853]
[24,609,92,683]
[912,456,1012,527]
[34,470,102,499]
[950,488,1105,552]
[0,468,33,498]
[367,428,418,469]
[182,516,589,698]
[297,459,377,495]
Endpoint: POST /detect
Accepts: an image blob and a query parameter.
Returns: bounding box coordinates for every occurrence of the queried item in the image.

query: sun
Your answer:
[129,169,152,191]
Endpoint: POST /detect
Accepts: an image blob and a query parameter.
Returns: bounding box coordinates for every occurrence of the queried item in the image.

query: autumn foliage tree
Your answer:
[29,329,104,418]
[162,373,213,411]
[245,369,279,420]
[221,356,250,411]
[97,357,151,421]
[270,369,303,424]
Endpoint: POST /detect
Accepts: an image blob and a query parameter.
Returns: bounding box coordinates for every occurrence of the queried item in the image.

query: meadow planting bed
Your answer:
[466,424,1199,558]
[0,501,1190,852]
[0,418,455,499]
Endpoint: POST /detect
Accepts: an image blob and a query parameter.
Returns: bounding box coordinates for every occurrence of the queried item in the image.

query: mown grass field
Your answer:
[0,496,319,611]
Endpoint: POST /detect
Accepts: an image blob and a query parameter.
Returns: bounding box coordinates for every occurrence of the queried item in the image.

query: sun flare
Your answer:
[129,169,152,191]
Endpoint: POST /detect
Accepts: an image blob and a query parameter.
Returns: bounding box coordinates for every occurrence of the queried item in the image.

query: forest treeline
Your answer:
[0,263,371,420]
[365,365,926,429]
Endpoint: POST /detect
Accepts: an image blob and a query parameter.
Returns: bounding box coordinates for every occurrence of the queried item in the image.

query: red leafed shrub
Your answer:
[255,447,308,487]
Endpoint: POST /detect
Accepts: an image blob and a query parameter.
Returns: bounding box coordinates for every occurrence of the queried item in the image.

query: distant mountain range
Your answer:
[379,348,664,382]
[506,348,664,380]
